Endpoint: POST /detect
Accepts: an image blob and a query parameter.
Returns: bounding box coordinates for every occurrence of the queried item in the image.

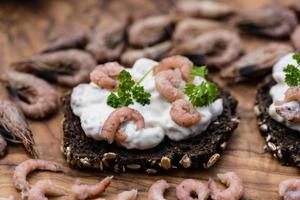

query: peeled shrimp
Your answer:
[155,69,184,102]
[71,176,113,200]
[176,179,210,200]
[0,196,14,200]
[148,180,170,200]
[284,87,300,102]
[169,30,242,68]
[102,107,145,144]
[0,134,7,158]
[115,189,138,200]
[279,178,300,200]
[154,55,193,81]
[28,180,66,200]
[208,172,244,200]
[170,99,201,127]
[291,26,300,51]
[4,71,59,119]
[13,159,63,199]
[128,15,174,48]
[90,62,124,89]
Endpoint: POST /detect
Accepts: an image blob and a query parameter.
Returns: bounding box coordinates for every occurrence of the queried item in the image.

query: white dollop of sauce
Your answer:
[268,53,300,131]
[71,58,223,150]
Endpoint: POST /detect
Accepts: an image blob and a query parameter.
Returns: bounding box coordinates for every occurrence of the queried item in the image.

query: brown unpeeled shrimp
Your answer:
[71,176,113,200]
[90,62,124,89]
[121,41,172,66]
[154,55,193,81]
[176,179,210,200]
[40,30,89,53]
[170,99,201,127]
[102,107,145,144]
[0,134,7,158]
[234,5,297,38]
[0,98,37,157]
[4,71,59,119]
[221,43,293,83]
[173,18,221,43]
[291,26,300,51]
[169,30,243,68]
[155,69,184,102]
[86,17,129,62]
[128,15,175,48]
[115,189,138,200]
[28,180,66,200]
[148,180,170,200]
[176,0,234,19]
[279,178,300,200]
[208,172,244,200]
[13,159,63,198]
[13,49,96,87]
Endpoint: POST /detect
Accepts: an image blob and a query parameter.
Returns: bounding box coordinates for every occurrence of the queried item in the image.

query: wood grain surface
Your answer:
[0,0,299,199]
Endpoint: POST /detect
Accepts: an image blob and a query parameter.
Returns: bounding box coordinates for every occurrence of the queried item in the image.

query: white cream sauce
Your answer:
[71,58,223,150]
[269,53,300,131]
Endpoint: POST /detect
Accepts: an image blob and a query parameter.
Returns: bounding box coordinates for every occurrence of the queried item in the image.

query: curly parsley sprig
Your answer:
[184,66,219,107]
[284,53,300,87]
[107,70,151,108]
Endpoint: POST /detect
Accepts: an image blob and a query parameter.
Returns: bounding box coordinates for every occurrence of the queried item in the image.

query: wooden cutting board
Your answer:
[0,0,299,199]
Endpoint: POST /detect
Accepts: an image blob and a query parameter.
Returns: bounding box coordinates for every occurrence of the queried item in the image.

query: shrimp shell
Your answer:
[176,0,234,19]
[102,107,145,144]
[234,5,297,38]
[28,180,66,200]
[121,41,172,66]
[291,26,300,51]
[0,98,37,158]
[115,189,138,200]
[279,178,300,200]
[170,99,201,127]
[71,176,113,200]
[4,71,59,119]
[40,30,89,53]
[148,180,170,200]
[128,15,175,48]
[208,172,244,200]
[176,179,210,200]
[0,134,7,158]
[13,159,63,199]
[13,49,96,87]
[169,30,243,68]
[221,43,293,83]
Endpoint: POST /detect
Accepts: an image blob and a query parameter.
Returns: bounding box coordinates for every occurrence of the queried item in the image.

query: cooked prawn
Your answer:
[279,178,300,200]
[275,101,300,123]
[154,55,193,81]
[155,69,184,102]
[90,62,124,89]
[208,172,244,200]
[13,159,63,199]
[284,87,300,102]
[71,176,113,200]
[102,107,145,144]
[148,180,170,200]
[170,99,201,127]
[176,179,210,200]
[115,189,138,200]
[28,180,66,200]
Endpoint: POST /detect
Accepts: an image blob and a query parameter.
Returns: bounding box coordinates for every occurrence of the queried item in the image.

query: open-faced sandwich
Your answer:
[256,53,300,168]
[62,55,239,173]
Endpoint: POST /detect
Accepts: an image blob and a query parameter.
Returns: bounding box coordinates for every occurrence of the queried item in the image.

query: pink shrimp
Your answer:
[28,180,66,200]
[115,189,138,200]
[279,178,300,200]
[13,159,63,199]
[155,69,184,102]
[102,107,145,144]
[148,180,170,200]
[154,55,194,81]
[208,172,244,200]
[90,62,124,89]
[176,179,210,200]
[71,176,113,200]
[170,99,201,127]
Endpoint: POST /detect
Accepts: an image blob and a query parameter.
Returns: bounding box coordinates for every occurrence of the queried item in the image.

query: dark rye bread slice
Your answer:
[256,78,300,168]
[62,89,239,173]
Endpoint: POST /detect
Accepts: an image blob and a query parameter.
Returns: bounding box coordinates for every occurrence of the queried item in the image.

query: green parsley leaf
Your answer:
[106,70,151,108]
[184,66,219,107]
[284,53,300,87]
[190,66,208,78]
